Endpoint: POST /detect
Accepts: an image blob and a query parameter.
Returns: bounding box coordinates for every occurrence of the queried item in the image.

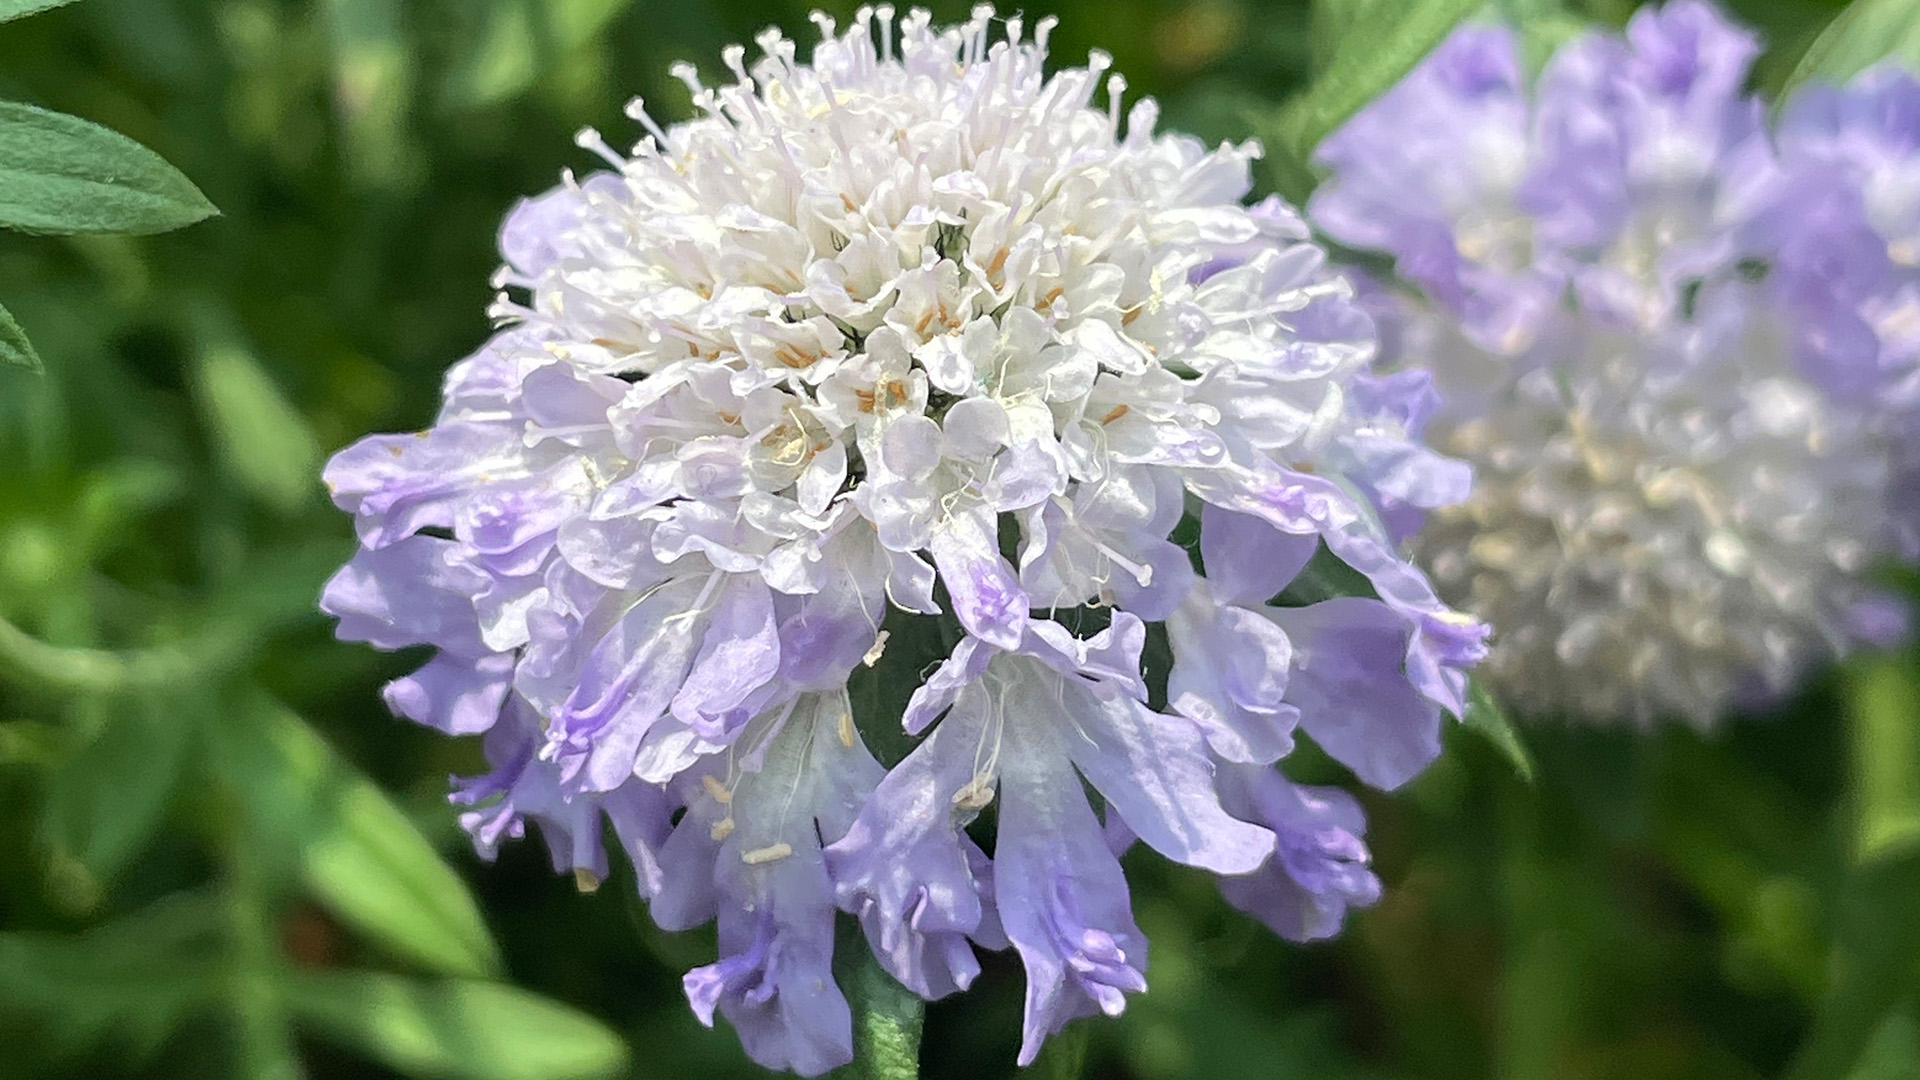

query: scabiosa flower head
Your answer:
[1312,1,1911,729]
[1770,64,1920,558]
[320,6,1483,1071]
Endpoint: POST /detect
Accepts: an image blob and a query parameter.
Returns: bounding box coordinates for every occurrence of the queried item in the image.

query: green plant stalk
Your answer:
[0,611,144,692]
[0,610,251,695]
[830,934,924,1080]
[226,830,301,1080]
[1031,1023,1089,1079]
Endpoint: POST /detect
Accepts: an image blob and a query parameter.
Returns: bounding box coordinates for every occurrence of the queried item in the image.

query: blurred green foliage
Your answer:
[3,0,1916,1078]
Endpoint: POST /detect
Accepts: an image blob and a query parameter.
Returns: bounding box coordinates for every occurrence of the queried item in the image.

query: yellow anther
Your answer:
[951,778,995,811]
[741,842,794,866]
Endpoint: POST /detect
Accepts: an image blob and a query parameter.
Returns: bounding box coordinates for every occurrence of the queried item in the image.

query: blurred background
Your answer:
[3,0,1916,1078]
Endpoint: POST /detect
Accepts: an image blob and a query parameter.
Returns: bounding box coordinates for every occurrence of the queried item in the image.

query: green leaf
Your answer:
[197,538,350,637]
[323,0,417,188]
[442,0,538,107]
[212,694,503,978]
[1272,543,1377,606]
[1845,1006,1920,1080]
[72,458,185,556]
[539,0,632,46]
[1278,0,1485,167]
[286,969,629,1080]
[0,298,42,371]
[0,101,216,235]
[827,941,924,1080]
[847,608,953,768]
[0,718,62,767]
[1494,0,1588,77]
[300,779,502,978]
[1785,854,1920,1080]
[0,894,225,1058]
[1783,0,1920,97]
[42,691,196,887]
[1310,0,1370,71]
[444,0,636,109]
[1849,655,1920,864]
[1462,678,1534,783]
[0,0,80,23]
[192,336,320,513]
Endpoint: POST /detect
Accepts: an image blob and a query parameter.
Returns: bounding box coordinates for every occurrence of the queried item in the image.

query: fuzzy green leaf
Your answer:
[287,969,630,1080]
[191,338,320,513]
[0,101,216,235]
[1281,0,1485,161]
[0,894,225,1058]
[1850,655,1920,864]
[1463,678,1534,783]
[1495,0,1588,77]
[1309,0,1370,71]
[212,695,503,978]
[42,692,196,887]
[442,0,635,109]
[1783,0,1920,97]
[323,0,417,188]
[1844,1006,1920,1080]
[0,0,80,23]
[0,298,41,371]
[1785,855,1920,1080]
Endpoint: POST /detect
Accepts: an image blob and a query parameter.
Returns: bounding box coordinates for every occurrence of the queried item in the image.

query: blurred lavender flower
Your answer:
[319,5,1483,1071]
[1312,0,1912,729]
[1771,64,1920,559]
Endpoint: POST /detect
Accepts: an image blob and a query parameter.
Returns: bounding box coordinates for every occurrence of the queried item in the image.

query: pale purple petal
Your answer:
[903,636,991,735]
[1200,502,1318,606]
[382,652,515,735]
[544,576,708,792]
[826,697,991,998]
[321,536,488,654]
[929,508,1028,651]
[1214,765,1381,942]
[324,410,532,550]
[995,716,1149,1067]
[1270,598,1445,791]
[671,576,781,738]
[1048,673,1275,876]
[1166,585,1299,764]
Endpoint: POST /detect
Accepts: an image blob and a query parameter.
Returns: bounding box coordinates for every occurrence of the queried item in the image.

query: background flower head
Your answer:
[1312,0,1913,728]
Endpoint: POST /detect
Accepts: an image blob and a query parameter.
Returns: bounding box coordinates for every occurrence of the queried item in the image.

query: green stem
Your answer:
[226,811,303,1080]
[0,611,133,692]
[1031,1023,1089,1079]
[0,610,247,695]
[832,940,924,1080]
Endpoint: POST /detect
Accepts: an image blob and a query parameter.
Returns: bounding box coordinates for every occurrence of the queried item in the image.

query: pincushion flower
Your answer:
[320,6,1483,1072]
[1769,63,1920,559]
[1312,1,1911,729]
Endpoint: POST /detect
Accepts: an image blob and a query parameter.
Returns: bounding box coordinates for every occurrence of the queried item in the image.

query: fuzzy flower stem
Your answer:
[0,610,238,694]
[0,612,129,693]
[829,941,924,1080]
